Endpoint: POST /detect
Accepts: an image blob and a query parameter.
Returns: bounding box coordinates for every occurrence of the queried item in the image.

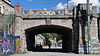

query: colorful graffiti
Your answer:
[15,37,20,50]
[79,37,100,54]
[14,36,20,54]
[0,32,15,55]
[2,38,11,53]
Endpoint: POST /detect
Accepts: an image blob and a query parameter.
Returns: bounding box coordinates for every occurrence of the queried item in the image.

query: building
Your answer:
[0,0,14,14]
[73,4,100,54]
[0,0,15,55]
[0,0,15,37]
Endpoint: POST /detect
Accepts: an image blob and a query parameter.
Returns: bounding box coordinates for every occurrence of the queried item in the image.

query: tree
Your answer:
[41,33,62,46]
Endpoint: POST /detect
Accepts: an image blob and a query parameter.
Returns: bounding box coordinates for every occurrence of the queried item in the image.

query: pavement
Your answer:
[10,52,100,56]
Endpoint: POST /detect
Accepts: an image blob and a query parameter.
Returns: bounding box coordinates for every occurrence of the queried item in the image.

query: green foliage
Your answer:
[41,33,62,40]
[57,41,62,46]
[41,33,62,46]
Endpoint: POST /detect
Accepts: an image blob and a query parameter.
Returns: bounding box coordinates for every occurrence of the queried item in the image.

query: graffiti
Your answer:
[16,37,20,50]
[1,38,11,53]
[79,37,100,54]
[0,32,15,55]
[89,38,100,53]
[14,36,20,54]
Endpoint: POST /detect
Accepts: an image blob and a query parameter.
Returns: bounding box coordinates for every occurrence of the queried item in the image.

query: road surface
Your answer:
[11,52,100,56]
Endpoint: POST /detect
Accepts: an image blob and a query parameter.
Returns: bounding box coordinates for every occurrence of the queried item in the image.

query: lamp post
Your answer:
[87,0,90,54]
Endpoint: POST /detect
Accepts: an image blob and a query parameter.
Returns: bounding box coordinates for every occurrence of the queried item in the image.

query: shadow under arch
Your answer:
[25,25,72,53]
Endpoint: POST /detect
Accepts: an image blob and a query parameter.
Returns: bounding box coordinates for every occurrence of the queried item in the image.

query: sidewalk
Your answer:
[10,52,100,56]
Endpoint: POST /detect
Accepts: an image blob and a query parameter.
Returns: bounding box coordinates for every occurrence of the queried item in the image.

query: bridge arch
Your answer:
[25,25,72,52]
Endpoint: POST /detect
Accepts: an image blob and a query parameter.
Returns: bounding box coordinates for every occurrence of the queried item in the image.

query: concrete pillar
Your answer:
[14,16,27,53]
[20,31,27,53]
[72,6,79,54]
[98,18,100,42]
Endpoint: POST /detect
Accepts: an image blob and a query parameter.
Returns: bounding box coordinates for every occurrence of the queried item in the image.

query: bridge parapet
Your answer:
[21,9,72,18]
[23,9,66,15]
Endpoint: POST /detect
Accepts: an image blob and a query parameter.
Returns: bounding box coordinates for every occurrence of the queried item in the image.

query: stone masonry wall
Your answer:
[15,16,72,52]
[79,17,100,54]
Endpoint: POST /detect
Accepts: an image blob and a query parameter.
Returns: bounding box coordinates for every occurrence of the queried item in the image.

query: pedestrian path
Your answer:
[11,52,100,56]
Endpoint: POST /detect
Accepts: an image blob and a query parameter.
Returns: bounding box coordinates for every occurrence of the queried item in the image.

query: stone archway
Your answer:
[25,25,72,52]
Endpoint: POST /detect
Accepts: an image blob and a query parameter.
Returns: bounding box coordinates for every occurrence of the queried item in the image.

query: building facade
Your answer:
[0,0,14,14]
[0,0,15,55]
[73,4,100,54]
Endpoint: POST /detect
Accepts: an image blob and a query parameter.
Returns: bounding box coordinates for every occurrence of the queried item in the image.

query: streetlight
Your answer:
[87,0,90,54]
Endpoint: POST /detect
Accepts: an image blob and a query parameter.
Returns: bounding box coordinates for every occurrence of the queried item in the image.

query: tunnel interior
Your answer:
[25,25,72,52]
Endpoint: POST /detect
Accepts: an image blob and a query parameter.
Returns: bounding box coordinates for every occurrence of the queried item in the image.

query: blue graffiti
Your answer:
[2,38,11,53]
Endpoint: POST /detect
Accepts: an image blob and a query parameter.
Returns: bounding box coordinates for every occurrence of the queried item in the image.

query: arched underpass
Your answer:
[25,25,72,53]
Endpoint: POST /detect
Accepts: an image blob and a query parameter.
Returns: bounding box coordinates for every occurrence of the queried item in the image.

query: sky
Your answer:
[11,0,68,9]
[11,0,100,10]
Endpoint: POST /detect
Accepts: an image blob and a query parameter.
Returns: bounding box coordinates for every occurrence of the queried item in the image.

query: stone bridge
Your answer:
[14,9,75,53]
[14,4,100,53]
